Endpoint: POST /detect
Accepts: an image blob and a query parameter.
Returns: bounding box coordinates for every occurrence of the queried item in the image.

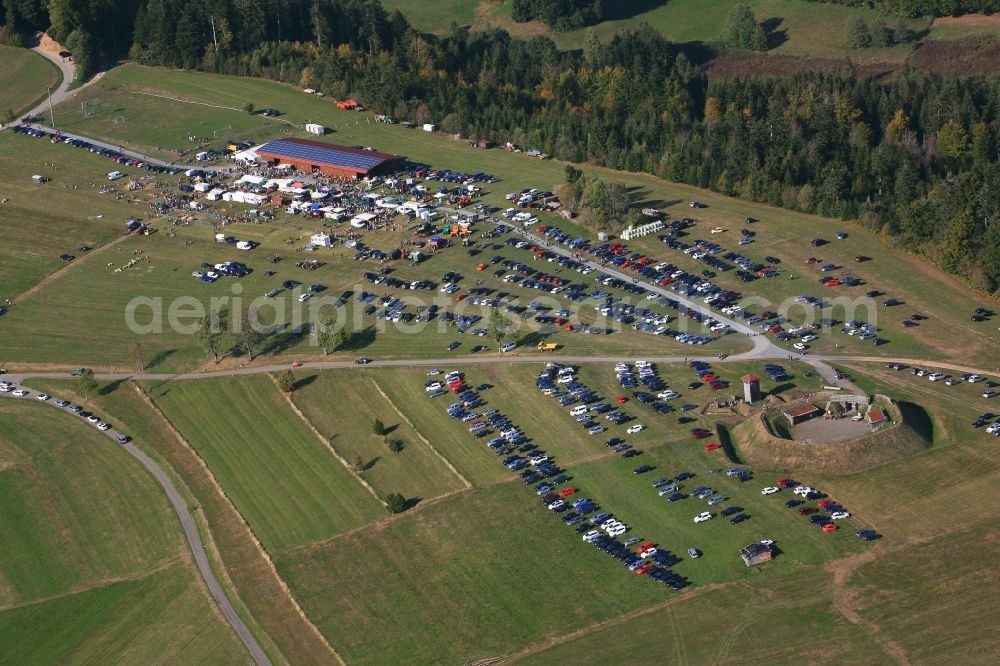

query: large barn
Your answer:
[255,138,403,179]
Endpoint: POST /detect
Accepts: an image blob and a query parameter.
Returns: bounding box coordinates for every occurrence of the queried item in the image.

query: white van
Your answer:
[569,405,588,417]
[107,170,124,180]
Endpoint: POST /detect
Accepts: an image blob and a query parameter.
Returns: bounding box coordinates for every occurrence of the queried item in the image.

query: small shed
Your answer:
[740,543,773,566]
[866,407,888,430]
[784,403,821,426]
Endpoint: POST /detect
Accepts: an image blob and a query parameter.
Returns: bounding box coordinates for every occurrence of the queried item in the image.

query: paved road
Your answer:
[9,351,983,394]
[0,385,272,666]
[25,36,102,121]
[509,224,782,360]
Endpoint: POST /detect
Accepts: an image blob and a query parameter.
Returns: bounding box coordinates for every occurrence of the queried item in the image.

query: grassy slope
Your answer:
[397,0,927,63]
[0,133,146,298]
[513,568,889,664]
[0,46,60,119]
[0,401,180,603]
[148,375,385,551]
[24,376,334,664]
[292,371,468,501]
[0,565,249,665]
[846,521,1000,663]
[926,14,1000,41]
[0,399,247,662]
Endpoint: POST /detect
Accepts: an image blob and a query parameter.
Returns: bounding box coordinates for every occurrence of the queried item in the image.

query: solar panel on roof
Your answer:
[257,139,386,171]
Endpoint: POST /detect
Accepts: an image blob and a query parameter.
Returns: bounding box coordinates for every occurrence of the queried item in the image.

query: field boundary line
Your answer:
[129,91,299,129]
[370,378,473,489]
[279,485,474,557]
[135,382,345,666]
[503,581,740,663]
[270,374,386,507]
[0,556,180,613]
[129,90,243,112]
[10,233,131,306]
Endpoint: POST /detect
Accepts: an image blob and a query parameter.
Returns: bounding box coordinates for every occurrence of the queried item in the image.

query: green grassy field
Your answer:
[0,399,247,662]
[926,14,1000,41]
[390,0,928,63]
[291,371,469,501]
[0,46,61,120]
[0,401,181,603]
[22,376,336,664]
[0,565,250,665]
[0,133,153,299]
[513,568,888,664]
[148,375,386,551]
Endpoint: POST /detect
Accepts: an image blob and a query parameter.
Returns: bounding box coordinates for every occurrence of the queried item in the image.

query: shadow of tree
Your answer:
[293,374,319,390]
[341,326,377,351]
[146,348,176,370]
[98,378,128,396]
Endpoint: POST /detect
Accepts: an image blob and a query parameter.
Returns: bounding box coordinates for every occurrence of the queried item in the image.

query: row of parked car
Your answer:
[11,124,184,175]
[760,477,880,540]
[888,363,1000,401]
[429,366,693,589]
[0,380,130,444]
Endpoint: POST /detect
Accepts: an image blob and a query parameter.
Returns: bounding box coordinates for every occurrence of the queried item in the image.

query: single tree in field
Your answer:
[276,370,296,393]
[385,493,408,514]
[488,308,513,353]
[197,315,226,363]
[78,368,98,401]
[315,314,347,355]
[238,306,265,361]
[372,418,387,436]
[244,102,255,114]
[386,437,404,453]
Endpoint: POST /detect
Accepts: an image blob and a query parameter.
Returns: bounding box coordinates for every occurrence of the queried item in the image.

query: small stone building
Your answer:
[784,403,821,426]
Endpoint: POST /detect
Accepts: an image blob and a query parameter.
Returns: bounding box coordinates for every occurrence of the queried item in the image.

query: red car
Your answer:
[291,362,303,368]
[641,541,655,551]
[806,257,819,264]
[635,563,654,575]
[699,373,718,381]
[855,255,867,263]
[557,487,577,498]
[799,507,817,516]
[822,523,838,533]
[777,477,791,486]
[704,443,721,452]
[818,499,836,509]
[615,396,628,404]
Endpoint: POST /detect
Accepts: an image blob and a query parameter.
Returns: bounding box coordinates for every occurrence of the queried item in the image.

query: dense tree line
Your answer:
[845,15,919,47]
[510,0,606,30]
[4,0,999,291]
[807,0,1000,17]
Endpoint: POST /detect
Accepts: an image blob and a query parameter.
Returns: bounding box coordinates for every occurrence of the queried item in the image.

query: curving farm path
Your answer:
[0,387,272,666]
